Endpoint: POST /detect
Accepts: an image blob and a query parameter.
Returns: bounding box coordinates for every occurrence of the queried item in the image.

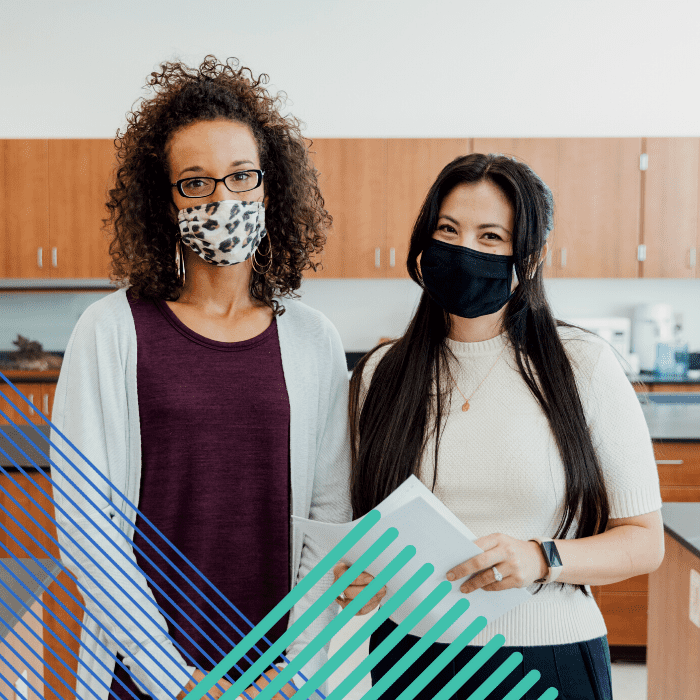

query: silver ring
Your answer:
[492,566,503,582]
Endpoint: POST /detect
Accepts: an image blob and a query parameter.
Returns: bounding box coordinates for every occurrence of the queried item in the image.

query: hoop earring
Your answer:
[175,239,186,284]
[251,234,273,275]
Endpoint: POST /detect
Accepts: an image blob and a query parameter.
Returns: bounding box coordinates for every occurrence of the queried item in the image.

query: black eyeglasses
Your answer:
[171,169,264,198]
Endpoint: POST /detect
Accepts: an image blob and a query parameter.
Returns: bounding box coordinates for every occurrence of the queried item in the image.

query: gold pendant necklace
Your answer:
[450,345,506,412]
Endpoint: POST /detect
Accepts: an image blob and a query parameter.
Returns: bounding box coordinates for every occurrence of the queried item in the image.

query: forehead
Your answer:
[439,180,513,226]
[167,118,260,171]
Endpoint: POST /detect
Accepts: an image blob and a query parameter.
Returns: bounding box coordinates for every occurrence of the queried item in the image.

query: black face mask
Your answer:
[420,239,515,319]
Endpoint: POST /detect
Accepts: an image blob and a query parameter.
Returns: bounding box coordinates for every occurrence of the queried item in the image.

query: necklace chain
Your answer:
[448,345,506,412]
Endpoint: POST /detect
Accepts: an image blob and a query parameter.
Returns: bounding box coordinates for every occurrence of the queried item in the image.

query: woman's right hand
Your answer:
[176,669,231,700]
[332,563,387,615]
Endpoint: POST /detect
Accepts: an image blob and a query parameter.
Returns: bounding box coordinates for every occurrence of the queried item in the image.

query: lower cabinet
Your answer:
[0,472,83,700]
[595,441,700,648]
[0,381,56,425]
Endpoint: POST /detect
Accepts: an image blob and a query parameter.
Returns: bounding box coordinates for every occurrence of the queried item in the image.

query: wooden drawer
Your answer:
[650,383,700,392]
[660,486,700,501]
[598,591,648,646]
[654,442,700,490]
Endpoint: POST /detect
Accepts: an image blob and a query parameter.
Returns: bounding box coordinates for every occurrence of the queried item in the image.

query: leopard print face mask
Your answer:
[177,199,267,266]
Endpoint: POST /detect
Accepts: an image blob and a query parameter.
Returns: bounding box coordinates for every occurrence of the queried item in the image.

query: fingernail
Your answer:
[446,573,455,581]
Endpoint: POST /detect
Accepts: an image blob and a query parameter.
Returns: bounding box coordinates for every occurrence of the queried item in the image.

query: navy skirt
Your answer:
[369,618,612,700]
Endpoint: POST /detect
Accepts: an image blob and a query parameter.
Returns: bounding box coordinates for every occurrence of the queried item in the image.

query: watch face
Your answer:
[543,541,563,568]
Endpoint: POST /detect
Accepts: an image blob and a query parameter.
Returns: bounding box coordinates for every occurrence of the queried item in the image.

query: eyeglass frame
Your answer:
[170,169,265,198]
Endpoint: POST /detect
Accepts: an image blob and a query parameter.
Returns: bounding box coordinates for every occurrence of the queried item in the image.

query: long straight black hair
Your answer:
[349,153,609,596]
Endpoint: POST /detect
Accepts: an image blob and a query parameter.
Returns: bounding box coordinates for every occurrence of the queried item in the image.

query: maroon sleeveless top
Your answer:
[109,293,290,699]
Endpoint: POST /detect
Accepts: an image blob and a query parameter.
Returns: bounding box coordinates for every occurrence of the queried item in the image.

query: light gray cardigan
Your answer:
[49,288,352,700]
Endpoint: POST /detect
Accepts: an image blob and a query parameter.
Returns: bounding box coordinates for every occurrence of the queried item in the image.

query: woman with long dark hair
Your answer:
[338,153,663,699]
[50,56,350,700]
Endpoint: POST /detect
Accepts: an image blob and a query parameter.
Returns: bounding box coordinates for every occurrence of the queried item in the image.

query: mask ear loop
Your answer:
[175,238,186,284]
[251,234,273,275]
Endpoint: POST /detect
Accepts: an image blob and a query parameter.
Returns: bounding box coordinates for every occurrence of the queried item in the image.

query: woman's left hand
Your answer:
[446,533,548,594]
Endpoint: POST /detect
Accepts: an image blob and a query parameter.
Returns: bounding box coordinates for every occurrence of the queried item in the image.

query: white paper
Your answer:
[292,476,530,643]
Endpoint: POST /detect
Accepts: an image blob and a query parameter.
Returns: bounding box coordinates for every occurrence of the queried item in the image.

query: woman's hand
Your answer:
[239,665,297,699]
[445,533,548,594]
[176,669,231,700]
[332,563,387,615]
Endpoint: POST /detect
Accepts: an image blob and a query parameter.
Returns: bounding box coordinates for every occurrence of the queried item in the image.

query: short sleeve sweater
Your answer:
[360,327,662,646]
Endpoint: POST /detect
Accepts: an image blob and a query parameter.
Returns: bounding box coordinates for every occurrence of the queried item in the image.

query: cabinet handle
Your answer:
[546,249,552,267]
[52,246,58,267]
[28,394,34,416]
[37,247,43,268]
[389,248,396,268]
[690,247,697,269]
[375,248,381,268]
[655,459,683,465]
[43,393,49,414]
[637,244,647,262]
[560,247,567,268]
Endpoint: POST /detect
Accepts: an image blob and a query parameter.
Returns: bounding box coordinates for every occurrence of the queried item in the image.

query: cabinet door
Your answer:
[48,139,115,278]
[307,139,387,278]
[642,138,700,278]
[1,140,50,278]
[556,139,641,278]
[385,139,471,279]
[472,139,560,277]
[0,383,41,425]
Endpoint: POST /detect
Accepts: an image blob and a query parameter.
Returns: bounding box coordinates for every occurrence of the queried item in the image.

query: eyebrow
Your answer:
[178,160,255,178]
[439,214,512,236]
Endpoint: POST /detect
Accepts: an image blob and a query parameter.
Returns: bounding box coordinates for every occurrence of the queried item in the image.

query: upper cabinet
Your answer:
[1,140,51,278]
[385,139,471,279]
[555,138,642,278]
[48,140,116,278]
[0,139,115,280]
[472,139,560,277]
[642,138,699,279]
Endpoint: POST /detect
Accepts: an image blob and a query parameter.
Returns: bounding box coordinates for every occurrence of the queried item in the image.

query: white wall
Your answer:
[1,0,700,138]
[1,0,699,354]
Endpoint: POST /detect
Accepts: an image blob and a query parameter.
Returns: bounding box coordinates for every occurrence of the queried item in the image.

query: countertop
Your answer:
[660,502,700,561]
[0,425,50,470]
[0,557,62,639]
[638,394,700,442]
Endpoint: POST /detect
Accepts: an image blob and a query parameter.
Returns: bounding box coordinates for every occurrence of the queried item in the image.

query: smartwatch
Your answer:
[529,538,563,583]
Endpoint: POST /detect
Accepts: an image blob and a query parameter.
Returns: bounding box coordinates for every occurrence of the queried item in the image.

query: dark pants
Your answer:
[369,618,612,700]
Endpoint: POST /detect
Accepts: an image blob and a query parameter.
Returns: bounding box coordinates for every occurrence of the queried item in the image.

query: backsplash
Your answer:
[0,278,699,354]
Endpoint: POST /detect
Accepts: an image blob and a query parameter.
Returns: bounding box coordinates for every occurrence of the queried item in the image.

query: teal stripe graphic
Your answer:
[191,518,395,700]
[255,545,418,700]
[293,563,436,700]
[463,650,522,700]
[361,602,482,700]
[431,634,506,700]
[324,581,455,700]
[501,670,542,699]
[538,687,560,699]
[397,623,503,700]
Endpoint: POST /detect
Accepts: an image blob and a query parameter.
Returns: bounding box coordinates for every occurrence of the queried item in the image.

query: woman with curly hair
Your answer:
[50,56,351,700]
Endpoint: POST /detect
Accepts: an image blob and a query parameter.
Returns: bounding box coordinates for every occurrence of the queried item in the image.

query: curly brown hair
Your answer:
[106,55,330,314]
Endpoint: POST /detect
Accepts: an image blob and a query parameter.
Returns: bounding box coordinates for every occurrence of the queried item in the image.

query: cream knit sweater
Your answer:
[360,327,662,646]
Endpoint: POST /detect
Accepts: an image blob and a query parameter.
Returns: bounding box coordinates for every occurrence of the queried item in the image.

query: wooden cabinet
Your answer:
[0,473,83,700]
[0,139,115,280]
[646,531,700,700]
[308,139,472,278]
[642,138,700,278]
[472,139,560,277]
[595,441,700,647]
[48,140,115,278]
[307,139,387,278]
[556,139,641,278]
[0,382,55,425]
[385,139,471,279]
[0,141,51,279]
